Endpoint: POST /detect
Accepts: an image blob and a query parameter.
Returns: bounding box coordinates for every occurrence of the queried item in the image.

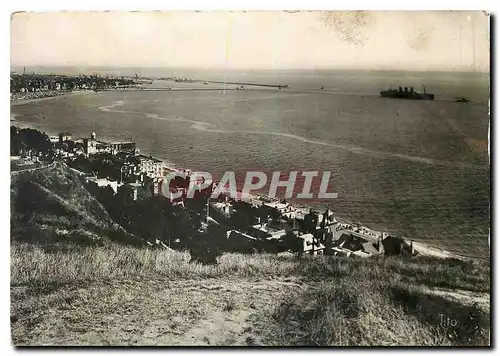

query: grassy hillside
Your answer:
[11,243,490,346]
[10,163,139,245]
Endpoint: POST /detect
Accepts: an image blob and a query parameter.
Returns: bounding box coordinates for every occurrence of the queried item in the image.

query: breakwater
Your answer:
[202,80,289,89]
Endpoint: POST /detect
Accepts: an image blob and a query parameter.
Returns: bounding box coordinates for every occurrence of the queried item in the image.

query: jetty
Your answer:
[200,80,289,89]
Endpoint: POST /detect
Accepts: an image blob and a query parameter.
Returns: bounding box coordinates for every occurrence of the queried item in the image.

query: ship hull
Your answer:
[380,91,435,101]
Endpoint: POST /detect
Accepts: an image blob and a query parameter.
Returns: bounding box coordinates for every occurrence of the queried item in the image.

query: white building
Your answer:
[251,223,286,240]
[301,233,325,254]
[263,201,291,213]
[58,132,72,143]
[83,132,137,156]
[138,155,164,178]
[212,202,234,216]
[86,177,120,194]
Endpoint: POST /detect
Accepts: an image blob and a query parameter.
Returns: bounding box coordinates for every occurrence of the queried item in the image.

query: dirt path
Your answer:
[11,161,56,175]
[11,277,307,346]
[426,286,490,312]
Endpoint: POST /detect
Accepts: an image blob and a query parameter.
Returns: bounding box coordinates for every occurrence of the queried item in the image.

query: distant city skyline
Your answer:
[11,11,490,72]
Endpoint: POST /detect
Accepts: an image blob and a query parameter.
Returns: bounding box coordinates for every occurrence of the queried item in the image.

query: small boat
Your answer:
[455,96,471,103]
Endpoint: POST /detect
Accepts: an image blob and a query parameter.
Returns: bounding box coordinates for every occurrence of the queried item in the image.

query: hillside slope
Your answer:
[10,162,139,245]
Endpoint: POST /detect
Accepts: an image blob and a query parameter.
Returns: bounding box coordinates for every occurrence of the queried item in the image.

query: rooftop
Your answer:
[137,154,163,163]
[264,202,290,210]
[87,177,118,184]
[252,223,284,235]
[127,182,143,188]
[109,141,135,145]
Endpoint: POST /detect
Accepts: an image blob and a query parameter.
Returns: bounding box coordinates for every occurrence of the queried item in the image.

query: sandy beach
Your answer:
[10,89,100,107]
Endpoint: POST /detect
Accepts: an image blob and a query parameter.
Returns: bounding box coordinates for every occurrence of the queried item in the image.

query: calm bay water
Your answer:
[11,69,490,258]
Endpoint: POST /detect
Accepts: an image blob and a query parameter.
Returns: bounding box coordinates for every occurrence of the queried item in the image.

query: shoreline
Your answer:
[10,89,101,106]
[9,86,274,108]
[160,162,474,261]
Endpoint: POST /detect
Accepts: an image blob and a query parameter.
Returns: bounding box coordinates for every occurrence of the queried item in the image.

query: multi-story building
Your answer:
[83,132,137,156]
[109,141,136,154]
[83,132,98,155]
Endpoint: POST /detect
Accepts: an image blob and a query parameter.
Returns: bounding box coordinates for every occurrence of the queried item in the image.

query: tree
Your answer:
[188,226,223,265]
[10,127,52,155]
[71,155,93,173]
[279,231,303,254]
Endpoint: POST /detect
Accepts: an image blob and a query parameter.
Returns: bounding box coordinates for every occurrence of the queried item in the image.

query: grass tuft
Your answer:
[11,242,490,346]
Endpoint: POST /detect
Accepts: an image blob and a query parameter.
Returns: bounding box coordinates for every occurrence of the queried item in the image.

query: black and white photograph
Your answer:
[9,8,491,347]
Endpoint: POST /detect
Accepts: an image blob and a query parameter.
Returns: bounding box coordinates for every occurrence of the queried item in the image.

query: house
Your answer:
[263,201,291,214]
[301,233,325,255]
[86,177,119,194]
[83,132,98,155]
[109,141,137,155]
[118,182,143,201]
[362,241,382,255]
[297,229,384,257]
[382,235,417,256]
[59,132,72,143]
[351,250,373,258]
[212,202,234,216]
[334,233,365,251]
[266,215,299,232]
[247,223,273,240]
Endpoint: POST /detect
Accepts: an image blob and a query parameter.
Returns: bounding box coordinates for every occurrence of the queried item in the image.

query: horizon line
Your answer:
[10,64,490,74]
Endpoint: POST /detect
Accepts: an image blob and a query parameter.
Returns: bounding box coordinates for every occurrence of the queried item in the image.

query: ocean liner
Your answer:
[380,86,435,100]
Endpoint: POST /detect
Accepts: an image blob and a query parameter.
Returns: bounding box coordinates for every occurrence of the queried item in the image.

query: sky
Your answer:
[10,11,490,72]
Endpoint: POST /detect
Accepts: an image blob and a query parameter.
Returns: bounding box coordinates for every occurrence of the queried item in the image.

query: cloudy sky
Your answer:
[11,11,490,71]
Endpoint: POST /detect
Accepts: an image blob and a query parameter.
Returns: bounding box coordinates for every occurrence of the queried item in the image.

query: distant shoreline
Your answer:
[9,86,275,107]
[10,90,100,106]
[11,66,490,76]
